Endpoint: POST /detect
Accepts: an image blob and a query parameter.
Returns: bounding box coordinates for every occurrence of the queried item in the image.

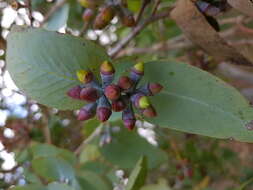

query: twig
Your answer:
[109,8,173,58]
[41,118,52,144]
[136,0,151,24]
[26,0,33,23]
[74,125,103,155]
[151,0,161,16]
[79,22,90,37]
[40,106,52,144]
[41,0,66,25]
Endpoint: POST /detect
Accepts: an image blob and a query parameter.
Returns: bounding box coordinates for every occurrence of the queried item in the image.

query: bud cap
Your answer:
[149,83,163,95]
[131,93,150,109]
[132,62,144,75]
[97,96,112,122]
[112,99,126,112]
[105,84,121,100]
[142,106,157,118]
[118,76,133,90]
[78,103,97,121]
[80,87,101,102]
[76,70,93,84]
[67,86,82,99]
[100,61,115,75]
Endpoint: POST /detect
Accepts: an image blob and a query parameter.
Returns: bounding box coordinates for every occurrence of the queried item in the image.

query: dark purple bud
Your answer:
[112,98,126,112]
[97,96,112,122]
[196,1,221,16]
[100,61,115,87]
[78,102,97,121]
[117,76,133,90]
[105,84,121,100]
[122,106,136,130]
[82,8,95,22]
[80,87,101,102]
[138,83,163,96]
[67,85,82,99]
[122,14,136,27]
[142,105,157,118]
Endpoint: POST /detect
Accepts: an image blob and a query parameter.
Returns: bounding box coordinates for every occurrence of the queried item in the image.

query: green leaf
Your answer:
[11,185,45,190]
[127,0,142,12]
[114,61,253,142]
[99,126,168,169]
[44,3,70,31]
[47,182,75,190]
[140,179,172,190]
[30,143,76,164]
[31,157,80,189]
[11,183,76,190]
[78,171,112,190]
[125,156,148,190]
[6,27,110,110]
[79,144,101,164]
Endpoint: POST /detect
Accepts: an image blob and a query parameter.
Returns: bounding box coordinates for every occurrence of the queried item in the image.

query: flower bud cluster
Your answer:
[67,61,163,130]
[80,0,136,30]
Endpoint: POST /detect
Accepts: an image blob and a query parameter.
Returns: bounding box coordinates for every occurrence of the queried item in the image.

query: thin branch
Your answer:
[109,8,173,58]
[41,118,52,144]
[26,0,33,23]
[40,106,52,144]
[41,0,66,25]
[136,0,151,24]
[151,0,161,16]
[79,22,90,37]
[74,125,103,156]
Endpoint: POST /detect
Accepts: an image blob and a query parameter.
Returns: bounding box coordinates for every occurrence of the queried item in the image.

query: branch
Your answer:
[151,0,161,16]
[136,0,151,24]
[109,8,173,58]
[74,125,103,156]
[41,0,66,25]
[27,0,33,23]
[40,106,52,144]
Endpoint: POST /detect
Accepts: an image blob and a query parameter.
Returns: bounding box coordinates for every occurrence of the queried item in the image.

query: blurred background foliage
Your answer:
[1,0,253,189]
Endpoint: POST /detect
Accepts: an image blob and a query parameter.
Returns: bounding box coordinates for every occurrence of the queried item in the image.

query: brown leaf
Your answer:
[170,0,252,66]
[227,0,253,17]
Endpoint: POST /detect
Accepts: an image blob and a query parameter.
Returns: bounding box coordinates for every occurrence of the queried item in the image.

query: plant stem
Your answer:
[109,8,173,58]
[41,0,66,25]
[74,124,103,155]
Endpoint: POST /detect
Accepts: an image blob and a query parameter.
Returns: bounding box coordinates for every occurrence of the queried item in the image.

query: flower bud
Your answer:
[130,62,144,83]
[117,76,133,90]
[82,9,95,22]
[112,98,126,112]
[80,87,101,102]
[97,96,112,122]
[122,14,136,27]
[138,83,163,96]
[196,1,221,17]
[149,83,163,94]
[105,84,121,100]
[100,61,115,87]
[67,85,82,99]
[131,93,150,109]
[93,5,115,29]
[78,103,97,121]
[76,70,93,84]
[122,106,136,130]
[142,105,157,118]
